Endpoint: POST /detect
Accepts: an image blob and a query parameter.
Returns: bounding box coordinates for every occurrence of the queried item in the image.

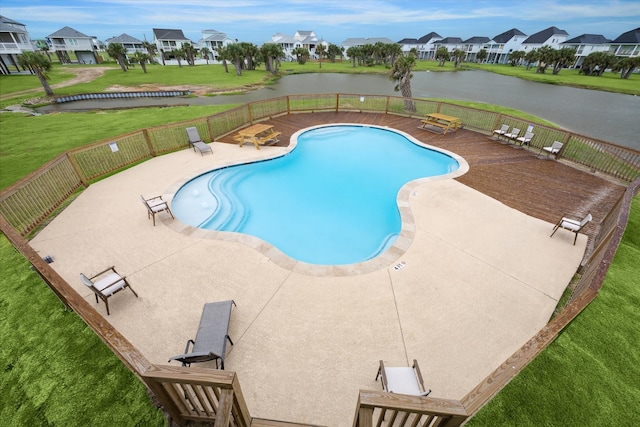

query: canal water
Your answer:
[39,71,640,150]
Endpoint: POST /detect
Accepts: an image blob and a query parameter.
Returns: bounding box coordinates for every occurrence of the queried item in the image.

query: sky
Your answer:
[1,0,639,45]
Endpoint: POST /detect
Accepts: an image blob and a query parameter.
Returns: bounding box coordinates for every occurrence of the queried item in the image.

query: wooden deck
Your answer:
[218,112,626,240]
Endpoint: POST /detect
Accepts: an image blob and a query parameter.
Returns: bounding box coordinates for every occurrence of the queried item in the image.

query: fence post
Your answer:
[385,96,390,114]
[142,129,156,157]
[336,93,340,112]
[492,113,503,133]
[66,152,88,188]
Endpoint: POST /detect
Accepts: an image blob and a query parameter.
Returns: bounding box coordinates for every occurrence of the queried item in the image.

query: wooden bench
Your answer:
[257,131,281,145]
[168,300,236,369]
[419,113,461,135]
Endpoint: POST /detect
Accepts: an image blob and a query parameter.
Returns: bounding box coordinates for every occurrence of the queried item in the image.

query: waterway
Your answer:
[39,70,640,150]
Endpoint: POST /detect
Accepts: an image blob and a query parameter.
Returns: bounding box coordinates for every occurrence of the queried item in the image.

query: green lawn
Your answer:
[1,63,639,426]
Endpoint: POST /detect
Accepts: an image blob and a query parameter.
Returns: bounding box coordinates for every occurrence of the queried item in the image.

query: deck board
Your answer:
[218,112,626,240]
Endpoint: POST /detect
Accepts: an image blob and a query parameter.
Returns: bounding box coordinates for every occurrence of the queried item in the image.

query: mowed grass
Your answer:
[467,195,640,426]
[0,236,167,427]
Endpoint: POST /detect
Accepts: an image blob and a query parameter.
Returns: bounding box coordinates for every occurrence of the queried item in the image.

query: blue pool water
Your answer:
[172,125,459,265]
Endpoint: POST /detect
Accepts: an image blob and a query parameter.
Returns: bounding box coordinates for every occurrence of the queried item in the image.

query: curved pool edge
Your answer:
[161,123,470,277]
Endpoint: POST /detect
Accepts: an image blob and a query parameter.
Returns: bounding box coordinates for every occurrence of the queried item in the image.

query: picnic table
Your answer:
[234,123,281,149]
[420,113,462,134]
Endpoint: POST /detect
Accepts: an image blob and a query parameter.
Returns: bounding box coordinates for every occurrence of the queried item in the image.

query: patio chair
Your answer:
[504,127,521,143]
[550,213,592,245]
[492,124,509,139]
[185,126,213,156]
[80,266,138,315]
[542,141,563,159]
[141,195,174,226]
[375,359,431,396]
[516,131,534,146]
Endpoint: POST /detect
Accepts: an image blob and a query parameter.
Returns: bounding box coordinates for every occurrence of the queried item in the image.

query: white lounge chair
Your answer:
[141,195,174,226]
[504,127,521,143]
[186,126,213,156]
[80,266,138,315]
[516,131,534,146]
[542,141,563,159]
[492,124,509,139]
[375,359,431,396]
[550,213,592,245]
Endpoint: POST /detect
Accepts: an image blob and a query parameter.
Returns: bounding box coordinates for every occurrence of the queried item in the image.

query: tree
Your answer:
[613,57,640,79]
[327,43,344,63]
[315,43,326,68]
[217,46,230,73]
[130,51,151,73]
[476,48,487,63]
[386,43,403,67]
[200,47,210,64]
[508,50,525,66]
[435,47,449,66]
[182,42,197,66]
[535,46,555,73]
[346,46,360,68]
[171,48,185,67]
[18,51,54,96]
[141,41,157,63]
[524,49,538,70]
[390,53,417,111]
[292,47,309,65]
[260,43,283,74]
[451,48,465,68]
[106,42,128,72]
[225,43,245,76]
[551,47,576,75]
[579,51,616,76]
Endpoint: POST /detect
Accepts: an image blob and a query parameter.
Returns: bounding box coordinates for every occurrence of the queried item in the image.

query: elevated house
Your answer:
[398,32,441,59]
[270,30,322,61]
[105,33,145,55]
[199,30,234,61]
[463,36,490,62]
[607,27,640,58]
[0,15,35,74]
[47,26,99,64]
[433,37,464,56]
[521,26,569,53]
[562,34,611,68]
[487,28,527,64]
[152,28,191,59]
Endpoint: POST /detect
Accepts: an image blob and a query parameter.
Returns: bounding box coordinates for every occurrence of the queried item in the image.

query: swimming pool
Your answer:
[171,125,463,265]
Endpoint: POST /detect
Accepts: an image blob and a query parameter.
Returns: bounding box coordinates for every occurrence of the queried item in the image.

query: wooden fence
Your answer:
[1,94,639,426]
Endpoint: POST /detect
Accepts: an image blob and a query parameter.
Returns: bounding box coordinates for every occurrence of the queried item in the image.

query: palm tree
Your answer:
[18,51,54,96]
[201,47,210,64]
[182,42,197,66]
[315,43,326,69]
[217,46,230,73]
[451,48,466,68]
[346,46,360,68]
[141,41,157,63]
[172,48,185,67]
[292,47,309,64]
[225,43,245,76]
[476,48,488,63]
[435,47,449,66]
[107,43,128,72]
[130,51,151,73]
[260,43,283,74]
[240,42,260,70]
[390,53,417,112]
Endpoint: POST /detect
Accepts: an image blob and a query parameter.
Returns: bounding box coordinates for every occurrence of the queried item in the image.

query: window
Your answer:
[68,38,78,46]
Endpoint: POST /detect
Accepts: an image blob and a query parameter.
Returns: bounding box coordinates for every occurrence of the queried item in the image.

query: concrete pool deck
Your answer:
[29,141,589,426]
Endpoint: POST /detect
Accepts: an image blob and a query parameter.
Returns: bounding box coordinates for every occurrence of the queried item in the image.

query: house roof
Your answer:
[0,15,28,33]
[438,37,464,44]
[463,36,490,44]
[563,34,611,45]
[105,33,143,44]
[204,33,228,42]
[611,27,640,44]
[493,28,527,43]
[523,26,568,44]
[48,26,91,39]
[153,28,189,41]
[417,32,442,43]
[398,38,419,44]
[341,37,396,45]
